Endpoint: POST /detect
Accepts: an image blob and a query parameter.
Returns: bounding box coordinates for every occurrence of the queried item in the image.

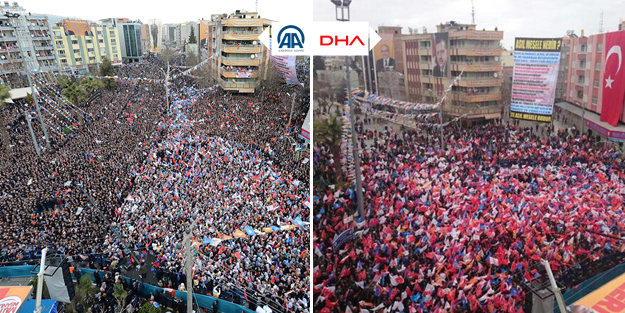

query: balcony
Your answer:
[225,19,263,27]
[35,46,54,51]
[222,34,259,41]
[449,30,504,41]
[457,77,502,87]
[451,47,502,57]
[221,57,259,66]
[222,30,261,35]
[222,45,260,54]
[218,78,257,92]
[36,55,56,60]
[222,71,258,78]
[56,44,65,48]
[28,26,47,31]
[451,61,502,72]
[418,48,431,55]
[0,26,13,31]
[451,91,501,102]
[58,53,67,58]
[32,36,51,40]
[0,37,17,42]
[418,61,432,70]
[444,104,502,118]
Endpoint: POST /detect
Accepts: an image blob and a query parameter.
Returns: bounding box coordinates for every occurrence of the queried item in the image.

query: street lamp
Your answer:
[332,0,364,218]
[4,12,51,150]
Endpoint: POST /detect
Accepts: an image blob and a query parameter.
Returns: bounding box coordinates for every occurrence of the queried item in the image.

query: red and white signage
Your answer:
[600,30,625,126]
[0,286,32,313]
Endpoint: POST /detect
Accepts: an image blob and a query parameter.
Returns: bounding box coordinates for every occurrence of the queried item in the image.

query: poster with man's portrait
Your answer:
[432,32,448,77]
[374,34,395,73]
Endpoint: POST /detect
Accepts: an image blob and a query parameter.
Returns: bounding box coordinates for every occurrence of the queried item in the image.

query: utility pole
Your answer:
[184,228,193,313]
[25,111,40,156]
[541,259,567,313]
[288,93,296,131]
[439,91,444,150]
[9,12,50,149]
[33,248,48,313]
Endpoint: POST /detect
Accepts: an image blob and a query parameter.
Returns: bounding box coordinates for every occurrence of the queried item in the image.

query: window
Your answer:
[54,31,62,37]
[111,39,116,44]
[109,31,115,36]
[60,59,68,64]
[581,44,587,52]
[595,79,599,88]
[579,60,586,68]
[597,44,603,52]
[577,90,583,99]
[58,49,66,55]
[89,57,95,62]
[97,31,103,35]
[593,96,598,104]
[56,41,63,46]
[73,49,80,54]
[113,54,118,59]
[86,39,92,44]
[88,48,94,52]
[75,57,82,63]
[71,40,78,44]
[578,75,585,84]
[596,62,601,70]
[421,69,432,76]
[99,39,104,43]
[420,55,432,62]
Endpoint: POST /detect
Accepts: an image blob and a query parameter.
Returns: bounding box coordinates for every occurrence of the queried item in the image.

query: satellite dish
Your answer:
[494,56,499,61]
[251,54,255,59]
[253,41,258,45]
[494,73,499,78]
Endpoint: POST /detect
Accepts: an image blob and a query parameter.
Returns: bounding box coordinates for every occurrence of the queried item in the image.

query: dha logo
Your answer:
[277,25,305,49]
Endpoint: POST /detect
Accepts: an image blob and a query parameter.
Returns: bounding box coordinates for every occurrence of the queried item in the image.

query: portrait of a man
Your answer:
[376,44,395,72]
[433,33,448,77]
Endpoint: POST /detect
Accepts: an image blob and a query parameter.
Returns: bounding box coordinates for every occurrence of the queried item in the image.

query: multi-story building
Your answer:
[180,21,198,48]
[0,2,59,88]
[555,32,575,101]
[50,22,122,74]
[163,24,180,47]
[402,21,504,121]
[555,29,625,142]
[205,10,271,93]
[100,18,143,63]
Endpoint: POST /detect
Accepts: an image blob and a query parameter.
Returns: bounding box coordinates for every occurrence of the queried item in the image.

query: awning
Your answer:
[5,87,38,104]
[556,101,625,141]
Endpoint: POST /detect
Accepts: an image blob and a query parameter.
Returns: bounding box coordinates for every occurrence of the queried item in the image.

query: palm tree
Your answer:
[113,284,127,311]
[314,116,343,181]
[80,77,103,94]
[0,85,12,151]
[62,83,88,126]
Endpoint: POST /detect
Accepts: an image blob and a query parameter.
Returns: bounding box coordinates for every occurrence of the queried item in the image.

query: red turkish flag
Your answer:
[600,30,625,126]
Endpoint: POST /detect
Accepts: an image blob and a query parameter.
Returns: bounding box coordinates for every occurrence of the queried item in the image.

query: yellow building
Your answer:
[51,23,122,74]
[204,11,272,93]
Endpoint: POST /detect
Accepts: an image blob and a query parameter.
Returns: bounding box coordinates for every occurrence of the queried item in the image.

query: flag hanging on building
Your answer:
[600,30,625,126]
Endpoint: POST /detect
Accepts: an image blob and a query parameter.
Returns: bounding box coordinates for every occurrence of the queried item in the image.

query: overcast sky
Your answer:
[24,0,310,24]
[314,0,625,49]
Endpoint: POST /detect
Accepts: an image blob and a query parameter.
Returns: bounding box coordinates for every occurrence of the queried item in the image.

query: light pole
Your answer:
[177,218,197,313]
[33,248,48,313]
[6,12,50,149]
[333,0,364,218]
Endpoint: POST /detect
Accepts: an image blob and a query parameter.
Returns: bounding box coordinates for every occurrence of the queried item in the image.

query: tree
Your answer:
[188,27,197,44]
[57,74,71,89]
[186,51,199,66]
[0,85,12,151]
[62,83,88,126]
[113,284,127,311]
[26,92,34,106]
[138,301,161,313]
[100,57,117,90]
[80,77,103,94]
[28,277,50,299]
[69,274,97,313]
[159,45,176,63]
[313,116,343,181]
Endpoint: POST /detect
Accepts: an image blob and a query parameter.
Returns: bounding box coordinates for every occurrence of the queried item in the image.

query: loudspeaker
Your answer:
[60,262,76,300]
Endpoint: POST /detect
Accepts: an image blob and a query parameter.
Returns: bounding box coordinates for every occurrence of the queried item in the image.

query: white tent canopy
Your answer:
[4,87,37,104]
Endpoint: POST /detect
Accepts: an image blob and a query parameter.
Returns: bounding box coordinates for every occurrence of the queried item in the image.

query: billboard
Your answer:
[373,33,395,73]
[510,37,562,122]
[433,32,449,77]
[62,19,93,36]
[200,20,211,49]
[148,19,163,53]
[571,272,625,313]
[0,286,32,313]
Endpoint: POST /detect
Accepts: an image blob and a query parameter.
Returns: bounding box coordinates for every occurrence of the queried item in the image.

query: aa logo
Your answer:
[277,25,305,49]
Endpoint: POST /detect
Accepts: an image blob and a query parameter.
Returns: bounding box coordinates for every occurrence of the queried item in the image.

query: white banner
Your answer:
[148,19,163,53]
[269,55,302,86]
[259,22,380,56]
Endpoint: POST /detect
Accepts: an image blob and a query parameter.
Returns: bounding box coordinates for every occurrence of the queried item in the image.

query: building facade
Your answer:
[205,11,271,93]
[101,18,142,63]
[50,24,122,74]
[0,2,60,88]
[402,22,504,120]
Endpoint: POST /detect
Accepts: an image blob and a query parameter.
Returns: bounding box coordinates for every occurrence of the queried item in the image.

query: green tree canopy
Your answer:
[189,27,197,44]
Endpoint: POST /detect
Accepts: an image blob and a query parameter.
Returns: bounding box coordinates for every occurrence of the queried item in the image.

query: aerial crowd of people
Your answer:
[0,54,310,313]
[314,110,625,312]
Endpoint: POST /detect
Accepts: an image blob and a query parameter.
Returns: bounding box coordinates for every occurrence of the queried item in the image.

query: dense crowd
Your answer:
[314,118,625,312]
[0,55,310,313]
